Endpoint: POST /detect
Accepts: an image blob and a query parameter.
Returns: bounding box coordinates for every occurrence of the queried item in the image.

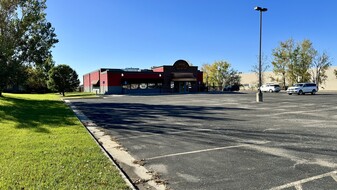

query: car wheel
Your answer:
[311,89,316,95]
[288,93,292,95]
[269,89,273,93]
[298,90,303,95]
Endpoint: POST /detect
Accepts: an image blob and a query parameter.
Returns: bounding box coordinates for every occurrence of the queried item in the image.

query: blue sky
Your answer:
[45,0,337,83]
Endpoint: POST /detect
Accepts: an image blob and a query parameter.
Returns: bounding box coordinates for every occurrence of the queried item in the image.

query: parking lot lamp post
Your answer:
[254,6,267,102]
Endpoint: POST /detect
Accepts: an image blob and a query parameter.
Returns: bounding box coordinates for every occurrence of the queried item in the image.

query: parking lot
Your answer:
[69,92,337,190]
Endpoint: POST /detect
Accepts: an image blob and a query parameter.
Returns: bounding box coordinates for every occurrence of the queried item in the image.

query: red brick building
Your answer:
[83,60,204,94]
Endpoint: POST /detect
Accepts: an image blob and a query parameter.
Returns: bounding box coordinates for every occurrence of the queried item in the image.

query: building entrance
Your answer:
[177,81,192,93]
[179,82,186,93]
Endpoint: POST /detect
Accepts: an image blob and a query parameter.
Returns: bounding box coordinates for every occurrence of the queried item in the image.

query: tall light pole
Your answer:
[254,6,267,102]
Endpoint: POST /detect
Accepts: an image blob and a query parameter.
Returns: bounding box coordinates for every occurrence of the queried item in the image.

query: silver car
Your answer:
[287,83,317,95]
[260,84,281,93]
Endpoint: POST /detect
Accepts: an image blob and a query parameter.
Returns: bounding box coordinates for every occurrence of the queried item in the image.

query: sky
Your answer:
[45,0,337,84]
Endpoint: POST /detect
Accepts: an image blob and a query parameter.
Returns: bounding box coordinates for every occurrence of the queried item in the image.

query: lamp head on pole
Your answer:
[254,6,268,12]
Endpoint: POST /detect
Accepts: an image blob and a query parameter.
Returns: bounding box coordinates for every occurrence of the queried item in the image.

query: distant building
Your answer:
[240,66,337,90]
[83,60,204,94]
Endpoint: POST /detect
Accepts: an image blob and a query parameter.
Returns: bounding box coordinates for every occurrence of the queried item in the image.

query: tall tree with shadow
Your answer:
[0,0,58,96]
[48,64,80,96]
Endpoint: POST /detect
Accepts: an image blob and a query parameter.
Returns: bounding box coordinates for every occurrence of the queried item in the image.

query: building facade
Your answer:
[83,60,204,94]
[240,66,337,91]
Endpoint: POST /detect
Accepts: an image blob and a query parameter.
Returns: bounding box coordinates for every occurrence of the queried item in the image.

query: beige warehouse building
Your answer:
[240,66,337,91]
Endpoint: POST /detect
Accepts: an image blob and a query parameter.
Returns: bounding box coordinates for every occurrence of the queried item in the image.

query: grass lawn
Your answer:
[0,93,130,189]
[62,92,98,99]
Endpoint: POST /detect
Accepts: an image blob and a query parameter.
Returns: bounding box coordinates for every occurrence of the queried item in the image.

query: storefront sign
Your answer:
[139,83,147,89]
[173,60,189,70]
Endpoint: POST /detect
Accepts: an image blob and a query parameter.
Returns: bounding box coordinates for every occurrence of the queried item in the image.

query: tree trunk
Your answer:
[282,73,286,90]
[0,86,4,97]
[62,91,65,96]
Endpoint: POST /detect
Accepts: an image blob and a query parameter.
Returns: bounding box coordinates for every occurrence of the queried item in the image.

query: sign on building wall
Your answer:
[173,60,190,70]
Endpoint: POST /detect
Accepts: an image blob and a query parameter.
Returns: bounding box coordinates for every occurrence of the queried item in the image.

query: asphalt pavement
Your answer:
[68,91,337,190]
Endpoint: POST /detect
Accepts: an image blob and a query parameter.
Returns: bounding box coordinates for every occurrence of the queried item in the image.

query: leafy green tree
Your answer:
[201,63,211,86]
[288,39,317,84]
[0,0,18,95]
[287,45,300,85]
[296,39,316,82]
[0,0,58,96]
[202,61,230,87]
[24,56,55,92]
[271,39,294,89]
[48,64,80,96]
[201,60,240,89]
[311,52,331,89]
[272,39,318,86]
[223,68,241,87]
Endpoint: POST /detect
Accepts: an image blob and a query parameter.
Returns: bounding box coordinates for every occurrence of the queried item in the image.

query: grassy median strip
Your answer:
[0,93,130,189]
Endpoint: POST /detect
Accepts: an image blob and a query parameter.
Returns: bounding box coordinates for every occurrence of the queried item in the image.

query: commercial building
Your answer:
[240,66,337,91]
[83,60,204,94]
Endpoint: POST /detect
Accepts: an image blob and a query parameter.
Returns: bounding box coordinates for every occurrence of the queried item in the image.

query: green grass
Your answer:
[0,93,130,189]
[63,92,98,99]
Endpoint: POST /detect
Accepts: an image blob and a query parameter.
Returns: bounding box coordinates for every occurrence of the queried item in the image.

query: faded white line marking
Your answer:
[245,144,337,169]
[147,144,251,160]
[263,128,280,132]
[260,107,337,117]
[331,173,337,182]
[270,170,337,190]
[295,184,303,190]
[118,128,214,140]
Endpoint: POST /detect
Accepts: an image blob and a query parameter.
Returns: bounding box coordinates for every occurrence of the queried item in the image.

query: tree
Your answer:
[251,54,270,86]
[286,45,301,85]
[0,0,18,96]
[24,56,55,92]
[223,68,241,87]
[296,39,316,83]
[48,65,80,96]
[201,60,240,90]
[287,39,317,85]
[202,61,230,88]
[334,69,337,78]
[271,39,294,89]
[311,52,331,89]
[272,39,319,87]
[0,0,58,96]
[201,63,211,86]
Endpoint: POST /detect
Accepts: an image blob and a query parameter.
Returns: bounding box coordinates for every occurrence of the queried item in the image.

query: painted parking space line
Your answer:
[331,173,337,182]
[294,184,302,190]
[146,143,268,161]
[117,128,215,140]
[259,107,337,118]
[270,170,337,190]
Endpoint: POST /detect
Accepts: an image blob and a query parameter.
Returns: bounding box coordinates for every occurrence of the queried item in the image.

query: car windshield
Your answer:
[272,85,280,87]
[294,84,303,87]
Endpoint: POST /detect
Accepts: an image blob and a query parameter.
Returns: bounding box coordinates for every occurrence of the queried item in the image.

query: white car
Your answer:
[260,84,281,93]
[287,83,317,95]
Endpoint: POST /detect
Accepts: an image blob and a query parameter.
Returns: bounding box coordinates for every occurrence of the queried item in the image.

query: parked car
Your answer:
[260,84,281,93]
[223,84,240,91]
[286,83,317,95]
